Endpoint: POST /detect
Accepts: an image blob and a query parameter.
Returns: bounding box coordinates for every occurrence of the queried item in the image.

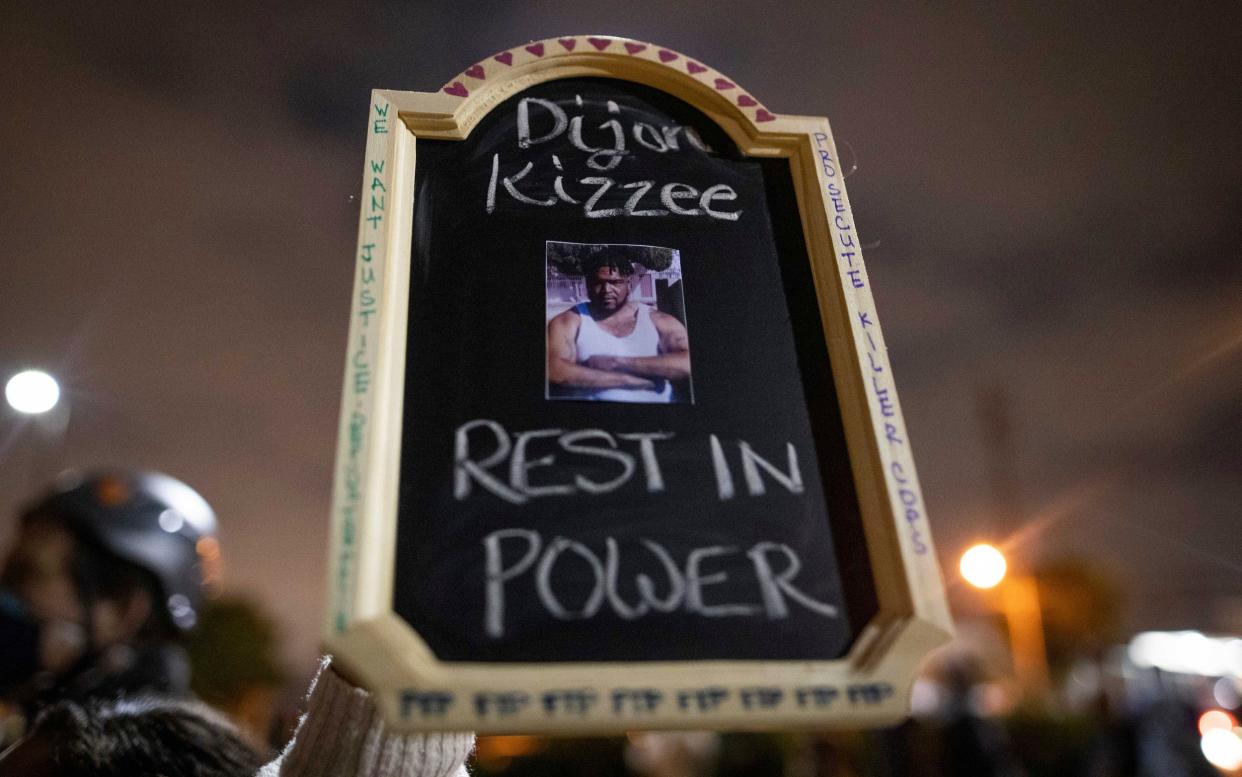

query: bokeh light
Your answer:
[1201,727,1242,771]
[960,543,1007,589]
[5,369,60,414]
[1199,709,1238,736]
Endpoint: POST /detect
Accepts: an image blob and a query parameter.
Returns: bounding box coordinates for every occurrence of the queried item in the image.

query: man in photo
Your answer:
[547,248,690,403]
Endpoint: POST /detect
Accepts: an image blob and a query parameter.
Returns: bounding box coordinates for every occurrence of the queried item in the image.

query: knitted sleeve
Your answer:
[258,658,474,777]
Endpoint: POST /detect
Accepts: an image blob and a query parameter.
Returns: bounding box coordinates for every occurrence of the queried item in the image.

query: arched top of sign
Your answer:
[408,35,795,153]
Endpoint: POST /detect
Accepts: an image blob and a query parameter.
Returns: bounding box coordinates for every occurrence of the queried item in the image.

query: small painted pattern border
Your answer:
[440,35,778,124]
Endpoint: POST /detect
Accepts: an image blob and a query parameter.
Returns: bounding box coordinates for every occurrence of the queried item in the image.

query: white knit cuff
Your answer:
[261,657,474,777]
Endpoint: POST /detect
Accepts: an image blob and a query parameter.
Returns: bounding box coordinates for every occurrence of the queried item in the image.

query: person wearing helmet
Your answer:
[0,469,218,723]
[0,470,474,776]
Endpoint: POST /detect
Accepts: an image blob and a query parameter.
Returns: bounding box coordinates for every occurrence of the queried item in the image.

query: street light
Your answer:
[958,542,1050,701]
[6,369,61,415]
[960,543,1007,589]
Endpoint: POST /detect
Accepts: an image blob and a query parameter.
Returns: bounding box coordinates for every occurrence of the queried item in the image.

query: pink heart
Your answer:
[525,43,545,57]
[443,82,469,98]
[686,61,707,74]
[559,38,577,51]
[624,42,647,55]
[755,109,776,122]
[464,64,484,80]
[714,78,735,90]
[737,94,757,107]
[587,37,610,51]
[658,49,679,62]
[494,51,513,66]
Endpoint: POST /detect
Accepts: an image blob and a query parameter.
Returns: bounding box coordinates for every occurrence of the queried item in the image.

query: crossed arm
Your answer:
[546,310,691,390]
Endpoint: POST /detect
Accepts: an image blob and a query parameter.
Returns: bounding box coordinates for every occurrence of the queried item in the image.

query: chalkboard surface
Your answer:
[393,77,875,663]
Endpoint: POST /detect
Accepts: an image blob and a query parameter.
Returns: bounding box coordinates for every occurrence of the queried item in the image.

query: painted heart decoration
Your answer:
[464,64,485,80]
[443,82,469,97]
[587,37,611,51]
[494,52,513,66]
[737,94,757,107]
[525,43,545,57]
[624,42,647,55]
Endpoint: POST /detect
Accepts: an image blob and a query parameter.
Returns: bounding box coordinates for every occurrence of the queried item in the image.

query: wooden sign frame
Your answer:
[326,34,951,732]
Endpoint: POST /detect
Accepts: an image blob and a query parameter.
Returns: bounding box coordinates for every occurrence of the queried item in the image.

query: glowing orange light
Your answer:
[960,543,1007,589]
[196,537,221,559]
[477,735,542,758]
[95,477,130,507]
[1199,709,1238,736]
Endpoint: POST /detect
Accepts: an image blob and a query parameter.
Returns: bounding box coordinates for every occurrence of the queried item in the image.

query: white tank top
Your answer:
[574,302,673,403]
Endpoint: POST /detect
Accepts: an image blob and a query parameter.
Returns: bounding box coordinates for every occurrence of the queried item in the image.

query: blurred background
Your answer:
[1,2,1239,774]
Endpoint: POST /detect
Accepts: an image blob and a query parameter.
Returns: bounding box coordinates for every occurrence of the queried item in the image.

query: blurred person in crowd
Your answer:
[0,469,473,775]
[0,664,473,777]
[0,469,217,736]
[939,654,1023,777]
[0,695,266,776]
[185,596,289,749]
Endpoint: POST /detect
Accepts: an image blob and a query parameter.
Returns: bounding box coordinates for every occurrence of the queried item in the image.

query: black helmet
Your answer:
[20,469,219,632]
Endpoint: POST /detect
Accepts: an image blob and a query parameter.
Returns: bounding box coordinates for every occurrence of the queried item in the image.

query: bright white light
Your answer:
[960,544,1007,589]
[1201,728,1242,771]
[158,509,185,534]
[1130,631,1242,677]
[5,370,60,414]
[1181,631,1229,676]
[1226,640,1242,677]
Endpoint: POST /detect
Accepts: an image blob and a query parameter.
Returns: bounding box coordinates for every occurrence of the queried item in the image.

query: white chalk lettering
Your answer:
[633,538,686,613]
[569,114,626,171]
[536,537,606,620]
[685,546,761,617]
[632,122,668,152]
[488,94,743,219]
[484,529,541,637]
[581,176,623,218]
[501,161,556,208]
[455,419,526,504]
[660,182,702,215]
[511,428,574,498]
[454,420,671,501]
[739,441,804,496]
[700,183,741,221]
[709,434,736,500]
[559,429,634,495]
[516,97,567,149]
[748,542,839,618]
[617,432,673,492]
[712,436,805,500]
[620,180,669,216]
[482,531,837,638]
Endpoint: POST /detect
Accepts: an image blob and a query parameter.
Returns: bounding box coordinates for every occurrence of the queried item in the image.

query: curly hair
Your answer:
[581,248,635,278]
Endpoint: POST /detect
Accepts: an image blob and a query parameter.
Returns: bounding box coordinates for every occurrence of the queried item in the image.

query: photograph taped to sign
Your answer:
[546,241,693,404]
[326,35,952,734]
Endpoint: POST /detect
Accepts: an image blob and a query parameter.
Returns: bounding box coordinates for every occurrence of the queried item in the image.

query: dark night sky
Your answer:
[1,2,1239,668]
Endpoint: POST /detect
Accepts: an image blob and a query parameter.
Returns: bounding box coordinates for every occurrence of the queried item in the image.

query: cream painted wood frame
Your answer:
[325,35,952,733]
